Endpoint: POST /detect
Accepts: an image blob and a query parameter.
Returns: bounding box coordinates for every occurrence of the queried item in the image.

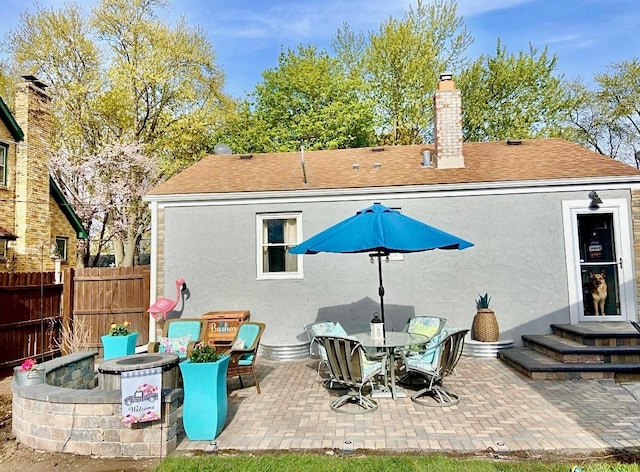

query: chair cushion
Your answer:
[407,333,442,367]
[167,321,201,340]
[407,318,443,351]
[238,354,254,365]
[361,356,382,380]
[232,337,246,350]
[158,334,192,358]
[310,321,337,336]
[412,321,441,339]
[328,322,348,337]
[237,324,261,346]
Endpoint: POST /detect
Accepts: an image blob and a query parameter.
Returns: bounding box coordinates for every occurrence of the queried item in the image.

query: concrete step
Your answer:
[551,322,640,346]
[522,334,640,364]
[499,346,640,382]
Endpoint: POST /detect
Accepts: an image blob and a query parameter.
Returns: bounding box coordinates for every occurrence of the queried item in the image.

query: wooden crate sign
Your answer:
[201,311,250,347]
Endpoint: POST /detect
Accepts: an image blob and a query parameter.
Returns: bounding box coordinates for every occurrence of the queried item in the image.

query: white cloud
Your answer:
[456,0,533,16]
[540,33,595,49]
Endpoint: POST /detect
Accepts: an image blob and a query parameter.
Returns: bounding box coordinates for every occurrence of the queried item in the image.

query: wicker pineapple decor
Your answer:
[472,293,499,342]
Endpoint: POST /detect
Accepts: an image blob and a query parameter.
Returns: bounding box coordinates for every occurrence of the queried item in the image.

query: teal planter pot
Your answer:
[179,355,230,440]
[101,333,138,359]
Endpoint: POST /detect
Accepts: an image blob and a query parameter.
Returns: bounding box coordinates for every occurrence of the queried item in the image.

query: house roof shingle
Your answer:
[147,139,640,196]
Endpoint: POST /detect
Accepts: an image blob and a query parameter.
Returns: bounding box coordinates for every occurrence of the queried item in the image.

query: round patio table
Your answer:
[352,331,429,400]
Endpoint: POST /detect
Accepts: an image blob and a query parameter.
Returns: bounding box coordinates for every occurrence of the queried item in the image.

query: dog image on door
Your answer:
[588,270,608,316]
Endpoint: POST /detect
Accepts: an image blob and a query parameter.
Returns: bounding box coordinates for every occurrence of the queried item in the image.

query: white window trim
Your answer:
[256,213,303,280]
[0,144,7,186]
[55,236,68,262]
[387,207,404,261]
[562,198,635,323]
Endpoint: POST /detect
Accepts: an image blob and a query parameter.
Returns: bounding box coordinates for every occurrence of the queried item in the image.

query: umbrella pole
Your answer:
[377,252,385,337]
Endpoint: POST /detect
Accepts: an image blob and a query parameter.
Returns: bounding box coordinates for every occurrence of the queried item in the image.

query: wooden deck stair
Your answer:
[498,322,640,382]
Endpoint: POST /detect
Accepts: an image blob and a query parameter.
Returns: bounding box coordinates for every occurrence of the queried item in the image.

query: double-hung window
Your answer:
[257,213,302,279]
[0,144,7,186]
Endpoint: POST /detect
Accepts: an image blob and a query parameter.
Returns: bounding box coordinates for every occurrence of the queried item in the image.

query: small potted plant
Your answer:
[14,358,45,386]
[179,343,230,440]
[472,293,499,342]
[101,321,138,359]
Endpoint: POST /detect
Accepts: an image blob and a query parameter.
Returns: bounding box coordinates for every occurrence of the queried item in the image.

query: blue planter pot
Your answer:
[179,355,230,440]
[101,333,138,359]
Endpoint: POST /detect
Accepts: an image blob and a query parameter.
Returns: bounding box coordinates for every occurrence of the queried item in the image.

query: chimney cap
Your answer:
[439,72,453,81]
[21,75,48,89]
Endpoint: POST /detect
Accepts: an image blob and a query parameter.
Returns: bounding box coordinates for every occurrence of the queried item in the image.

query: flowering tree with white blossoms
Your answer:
[51,141,160,267]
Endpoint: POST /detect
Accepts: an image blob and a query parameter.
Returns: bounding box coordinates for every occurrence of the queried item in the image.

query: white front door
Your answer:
[563,199,636,323]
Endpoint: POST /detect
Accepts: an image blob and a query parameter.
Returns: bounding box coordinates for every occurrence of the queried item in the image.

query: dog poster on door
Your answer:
[121,367,161,426]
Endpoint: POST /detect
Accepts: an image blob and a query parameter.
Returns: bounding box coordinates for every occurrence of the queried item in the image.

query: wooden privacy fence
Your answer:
[69,266,150,351]
[0,266,151,369]
[0,271,63,368]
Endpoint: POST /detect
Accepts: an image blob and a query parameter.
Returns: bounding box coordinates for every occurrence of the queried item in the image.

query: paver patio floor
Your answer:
[175,356,640,456]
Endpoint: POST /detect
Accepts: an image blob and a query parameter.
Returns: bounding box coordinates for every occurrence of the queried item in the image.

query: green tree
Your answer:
[362,0,472,144]
[563,79,626,159]
[593,59,640,166]
[458,40,568,142]
[217,45,375,153]
[4,0,232,266]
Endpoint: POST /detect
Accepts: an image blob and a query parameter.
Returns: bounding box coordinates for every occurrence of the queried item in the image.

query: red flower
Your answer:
[20,359,37,372]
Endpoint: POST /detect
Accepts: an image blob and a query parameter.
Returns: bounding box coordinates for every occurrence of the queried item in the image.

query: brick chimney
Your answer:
[433,73,464,169]
[14,76,52,257]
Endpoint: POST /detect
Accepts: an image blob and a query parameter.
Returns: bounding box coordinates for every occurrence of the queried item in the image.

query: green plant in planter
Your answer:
[107,321,136,336]
[189,343,222,363]
[476,293,491,309]
[180,342,230,440]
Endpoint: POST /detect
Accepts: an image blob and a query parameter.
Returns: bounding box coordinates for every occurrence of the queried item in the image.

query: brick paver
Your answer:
[174,356,640,455]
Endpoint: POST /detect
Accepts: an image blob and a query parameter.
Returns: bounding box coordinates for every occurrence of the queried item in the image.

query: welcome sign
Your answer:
[121,367,161,426]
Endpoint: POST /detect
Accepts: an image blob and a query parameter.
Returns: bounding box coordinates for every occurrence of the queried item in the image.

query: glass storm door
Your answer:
[578,213,620,318]
[563,199,635,323]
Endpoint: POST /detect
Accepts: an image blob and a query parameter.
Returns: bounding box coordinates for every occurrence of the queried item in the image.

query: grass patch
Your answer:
[153,452,640,472]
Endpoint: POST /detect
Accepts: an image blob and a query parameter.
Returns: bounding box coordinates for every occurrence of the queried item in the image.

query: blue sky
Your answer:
[1,0,638,99]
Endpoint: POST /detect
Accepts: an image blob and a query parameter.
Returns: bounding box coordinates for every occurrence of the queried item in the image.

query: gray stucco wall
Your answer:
[159,189,632,346]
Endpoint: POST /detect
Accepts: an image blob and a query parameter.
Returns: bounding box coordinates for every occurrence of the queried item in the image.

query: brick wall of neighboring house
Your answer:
[50,198,79,268]
[0,77,84,273]
[13,79,52,271]
[0,113,17,238]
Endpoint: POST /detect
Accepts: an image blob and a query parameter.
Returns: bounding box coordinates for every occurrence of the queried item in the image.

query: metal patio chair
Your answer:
[399,328,469,407]
[315,335,387,414]
[303,321,348,387]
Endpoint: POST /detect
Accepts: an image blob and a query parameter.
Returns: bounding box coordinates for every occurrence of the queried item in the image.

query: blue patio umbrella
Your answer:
[288,203,473,332]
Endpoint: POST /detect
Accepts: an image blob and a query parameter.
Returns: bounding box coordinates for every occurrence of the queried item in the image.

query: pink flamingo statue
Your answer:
[148,278,187,320]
